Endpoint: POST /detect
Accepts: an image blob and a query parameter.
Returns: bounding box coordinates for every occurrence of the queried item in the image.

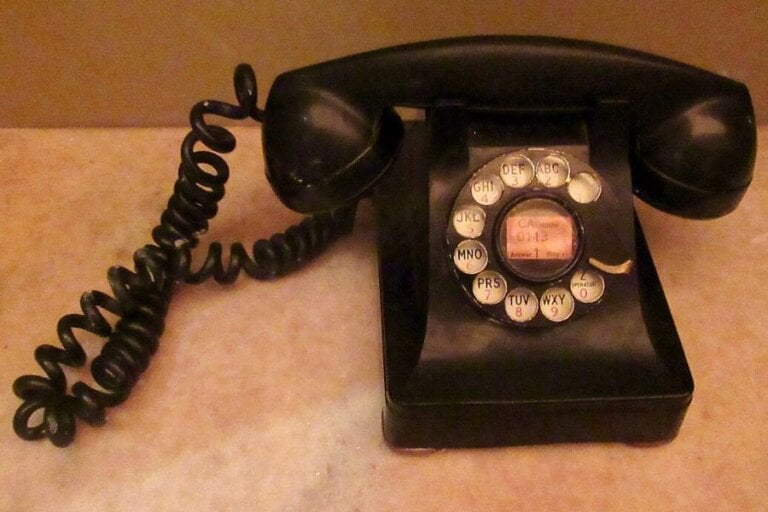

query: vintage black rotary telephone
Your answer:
[13,36,756,448]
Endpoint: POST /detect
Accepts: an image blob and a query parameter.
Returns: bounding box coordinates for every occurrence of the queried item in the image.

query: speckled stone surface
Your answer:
[1,127,766,511]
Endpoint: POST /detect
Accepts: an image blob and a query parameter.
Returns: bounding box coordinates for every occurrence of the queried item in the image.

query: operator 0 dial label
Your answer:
[504,288,539,323]
[570,270,605,303]
[472,271,507,305]
[539,287,575,322]
[452,205,486,238]
[453,240,488,275]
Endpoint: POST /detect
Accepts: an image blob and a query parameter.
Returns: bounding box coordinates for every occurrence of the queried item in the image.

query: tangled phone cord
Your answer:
[12,64,356,447]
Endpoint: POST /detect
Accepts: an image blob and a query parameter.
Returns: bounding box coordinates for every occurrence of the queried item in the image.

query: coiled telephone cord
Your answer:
[12,64,356,447]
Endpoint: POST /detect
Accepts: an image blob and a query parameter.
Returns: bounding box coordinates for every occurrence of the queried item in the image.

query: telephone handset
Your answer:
[12,36,756,448]
[262,36,755,218]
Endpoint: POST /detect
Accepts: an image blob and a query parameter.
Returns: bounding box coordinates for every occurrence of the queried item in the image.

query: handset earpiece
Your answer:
[632,93,756,218]
[263,85,404,213]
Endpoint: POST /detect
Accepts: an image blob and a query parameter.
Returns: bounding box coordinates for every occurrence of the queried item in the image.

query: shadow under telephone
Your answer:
[12,36,756,448]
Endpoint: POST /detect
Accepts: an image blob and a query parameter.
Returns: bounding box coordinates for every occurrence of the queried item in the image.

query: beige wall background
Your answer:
[1,1,766,127]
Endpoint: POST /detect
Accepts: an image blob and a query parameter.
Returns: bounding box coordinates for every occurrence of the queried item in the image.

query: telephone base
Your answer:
[376,114,693,449]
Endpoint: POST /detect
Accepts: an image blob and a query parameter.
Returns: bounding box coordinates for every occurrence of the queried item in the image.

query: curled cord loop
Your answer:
[175,208,355,285]
[12,64,356,447]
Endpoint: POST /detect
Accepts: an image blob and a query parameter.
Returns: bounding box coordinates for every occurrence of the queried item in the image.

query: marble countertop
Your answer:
[1,126,766,511]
